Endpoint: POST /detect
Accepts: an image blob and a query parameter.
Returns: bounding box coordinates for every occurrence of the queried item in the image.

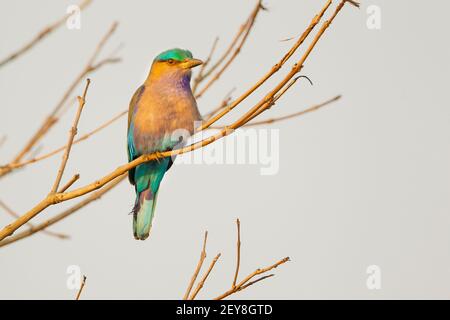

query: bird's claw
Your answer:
[154,151,164,163]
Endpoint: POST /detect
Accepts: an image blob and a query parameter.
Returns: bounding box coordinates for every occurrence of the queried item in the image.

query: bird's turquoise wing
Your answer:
[127,85,145,185]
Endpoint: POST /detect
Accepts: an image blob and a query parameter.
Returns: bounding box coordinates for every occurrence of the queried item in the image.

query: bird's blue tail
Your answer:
[132,160,169,240]
[133,188,159,240]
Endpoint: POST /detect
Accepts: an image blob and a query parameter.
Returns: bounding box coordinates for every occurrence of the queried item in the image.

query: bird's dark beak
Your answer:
[182,58,203,69]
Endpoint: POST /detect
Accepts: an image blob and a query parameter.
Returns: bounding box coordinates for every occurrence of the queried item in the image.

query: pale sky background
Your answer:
[1,0,450,299]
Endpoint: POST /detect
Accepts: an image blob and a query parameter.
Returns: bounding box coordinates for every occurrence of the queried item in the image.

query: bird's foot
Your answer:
[154,151,164,163]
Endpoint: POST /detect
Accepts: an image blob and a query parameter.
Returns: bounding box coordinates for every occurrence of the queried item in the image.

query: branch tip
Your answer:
[345,0,360,8]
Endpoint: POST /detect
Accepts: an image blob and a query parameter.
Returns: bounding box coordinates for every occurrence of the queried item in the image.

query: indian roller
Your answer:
[127,48,203,240]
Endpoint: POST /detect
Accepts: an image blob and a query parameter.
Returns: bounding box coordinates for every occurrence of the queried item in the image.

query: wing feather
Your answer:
[127,85,145,185]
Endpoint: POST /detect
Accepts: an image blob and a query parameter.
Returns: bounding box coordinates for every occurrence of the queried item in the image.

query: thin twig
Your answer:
[26,145,44,161]
[209,95,341,130]
[242,95,341,127]
[202,88,236,120]
[58,174,80,193]
[75,275,87,300]
[183,231,208,300]
[345,0,360,7]
[0,0,92,68]
[198,0,332,131]
[2,110,126,172]
[0,199,68,239]
[214,257,290,300]
[0,174,125,248]
[183,220,289,300]
[239,274,274,290]
[195,11,249,87]
[230,0,352,130]
[232,218,241,288]
[192,37,219,94]
[50,79,91,194]
[189,253,221,300]
[195,0,263,99]
[0,22,120,179]
[241,75,314,125]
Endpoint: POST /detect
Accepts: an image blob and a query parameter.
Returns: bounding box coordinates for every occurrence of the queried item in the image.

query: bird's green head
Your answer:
[151,48,203,76]
[154,48,193,63]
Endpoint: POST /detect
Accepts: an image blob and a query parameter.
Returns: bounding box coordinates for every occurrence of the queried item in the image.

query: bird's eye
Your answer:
[167,59,175,65]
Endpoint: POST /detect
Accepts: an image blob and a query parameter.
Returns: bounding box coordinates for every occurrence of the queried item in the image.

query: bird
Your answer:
[127,48,203,240]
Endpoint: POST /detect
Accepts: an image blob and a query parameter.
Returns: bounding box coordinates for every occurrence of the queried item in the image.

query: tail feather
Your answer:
[131,159,169,240]
[133,188,159,240]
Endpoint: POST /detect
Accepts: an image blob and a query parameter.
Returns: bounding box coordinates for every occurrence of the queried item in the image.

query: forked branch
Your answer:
[185,219,289,300]
[183,231,208,300]
[50,79,91,194]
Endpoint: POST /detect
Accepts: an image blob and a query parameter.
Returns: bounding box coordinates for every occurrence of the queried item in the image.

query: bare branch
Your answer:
[242,95,341,127]
[194,3,253,91]
[239,274,274,291]
[345,0,360,8]
[198,0,332,131]
[192,37,219,94]
[0,199,68,240]
[214,257,290,300]
[195,0,263,99]
[228,0,351,130]
[202,88,236,120]
[75,275,87,300]
[2,110,126,172]
[189,253,221,300]
[209,95,341,130]
[184,220,289,300]
[0,174,125,248]
[58,174,80,193]
[50,79,91,194]
[183,231,208,300]
[26,145,44,161]
[0,22,120,179]
[0,0,92,68]
[232,218,241,288]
